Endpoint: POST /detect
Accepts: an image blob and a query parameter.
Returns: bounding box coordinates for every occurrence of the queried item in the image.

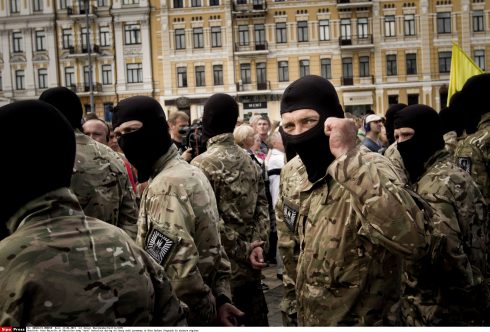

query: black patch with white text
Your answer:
[457,157,472,174]
[145,228,176,266]
[283,200,299,233]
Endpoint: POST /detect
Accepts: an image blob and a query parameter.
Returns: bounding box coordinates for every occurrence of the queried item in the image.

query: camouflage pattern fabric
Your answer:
[72,130,138,239]
[275,155,309,326]
[0,188,186,326]
[137,145,232,326]
[443,131,459,156]
[191,133,270,325]
[296,147,430,326]
[384,141,410,185]
[399,149,488,326]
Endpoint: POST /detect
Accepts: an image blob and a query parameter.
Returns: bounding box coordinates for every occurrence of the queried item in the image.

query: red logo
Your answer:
[0,327,12,332]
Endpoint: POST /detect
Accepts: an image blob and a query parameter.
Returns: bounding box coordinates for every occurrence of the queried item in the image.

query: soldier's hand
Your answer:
[324,117,357,158]
[181,148,193,162]
[217,303,244,326]
[250,241,267,269]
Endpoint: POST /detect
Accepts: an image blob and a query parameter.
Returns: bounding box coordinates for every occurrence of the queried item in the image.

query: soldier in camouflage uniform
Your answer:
[191,93,270,326]
[394,104,488,325]
[0,100,186,326]
[279,76,430,326]
[39,87,138,239]
[112,96,240,326]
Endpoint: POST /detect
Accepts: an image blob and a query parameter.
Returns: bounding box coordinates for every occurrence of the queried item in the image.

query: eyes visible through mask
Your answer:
[394,127,415,143]
[113,120,143,140]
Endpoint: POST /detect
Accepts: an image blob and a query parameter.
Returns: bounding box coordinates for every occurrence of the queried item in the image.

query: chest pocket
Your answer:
[283,198,300,233]
[145,226,181,268]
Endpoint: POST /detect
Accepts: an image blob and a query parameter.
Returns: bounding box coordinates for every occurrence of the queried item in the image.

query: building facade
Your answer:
[1,0,489,121]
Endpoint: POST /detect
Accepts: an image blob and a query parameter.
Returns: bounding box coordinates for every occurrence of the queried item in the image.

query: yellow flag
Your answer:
[447,42,484,106]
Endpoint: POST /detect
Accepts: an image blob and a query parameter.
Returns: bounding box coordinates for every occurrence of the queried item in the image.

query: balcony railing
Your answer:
[69,82,102,93]
[337,0,373,7]
[67,45,101,55]
[342,77,354,86]
[233,1,267,14]
[68,5,97,16]
[339,34,374,47]
[236,80,271,92]
[235,41,268,53]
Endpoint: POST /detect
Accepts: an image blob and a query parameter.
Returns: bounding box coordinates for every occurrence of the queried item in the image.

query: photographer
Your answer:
[168,110,193,162]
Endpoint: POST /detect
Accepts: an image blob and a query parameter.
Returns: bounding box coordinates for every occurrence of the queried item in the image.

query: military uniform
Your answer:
[399,149,488,326]
[137,145,232,326]
[72,130,138,239]
[384,142,409,185]
[0,188,186,326]
[296,147,429,326]
[443,131,459,156]
[192,133,270,326]
[275,155,309,326]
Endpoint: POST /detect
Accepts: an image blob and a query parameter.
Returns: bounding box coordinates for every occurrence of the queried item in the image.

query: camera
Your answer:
[178,121,205,158]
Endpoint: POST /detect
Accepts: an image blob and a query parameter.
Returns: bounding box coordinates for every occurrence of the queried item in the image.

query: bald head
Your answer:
[83,119,110,144]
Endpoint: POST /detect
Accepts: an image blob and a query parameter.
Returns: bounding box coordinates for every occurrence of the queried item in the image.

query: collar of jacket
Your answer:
[421,148,450,176]
[478,112,490,130]
[206,133,234,149]
[150,144,179,179]
[6,187,84,234]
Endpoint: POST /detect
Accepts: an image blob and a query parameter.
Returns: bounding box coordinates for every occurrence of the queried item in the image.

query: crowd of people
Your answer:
[0,73,488,327]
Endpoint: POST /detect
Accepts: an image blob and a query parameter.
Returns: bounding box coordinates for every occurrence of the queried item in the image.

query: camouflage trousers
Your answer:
[232,280,269,326]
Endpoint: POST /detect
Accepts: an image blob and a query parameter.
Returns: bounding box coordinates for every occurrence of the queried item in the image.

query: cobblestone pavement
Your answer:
[262,264,284,327]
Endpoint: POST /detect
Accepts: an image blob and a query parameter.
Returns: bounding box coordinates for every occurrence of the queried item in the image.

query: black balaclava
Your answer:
[460,73,490,134]
[394,104,445,183]
[279,127,297,162]
[0,100,76,232]
[39,87,83,130]
[112,96,172,182]
[202,93,239,141]
[384,103,407,145]
[445,91,465,136]
[280,75,344,183]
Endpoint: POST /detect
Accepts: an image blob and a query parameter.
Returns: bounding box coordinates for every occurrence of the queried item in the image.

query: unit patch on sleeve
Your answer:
[145,228,176,266]
[457,157,472,174]
[283,199,299,233]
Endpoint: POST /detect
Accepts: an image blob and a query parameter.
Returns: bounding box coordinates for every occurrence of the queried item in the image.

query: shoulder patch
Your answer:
[283,199,299,233]
[145,228,177,266]
[457,157,472,174]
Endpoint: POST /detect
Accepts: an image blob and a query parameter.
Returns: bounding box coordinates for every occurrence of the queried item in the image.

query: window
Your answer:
[297,21,308,42]
[191,0,201,7]
[59,0,68,9]
[385,15,396,37]
[386,54,397,76]
[388,95,399,106]
[104,103,113,122]
[195,66,205,87]
[127,63,143,83]
[213,65,223,86]
[357,18,368,39]
[239,25,249,46]
[237,0,246,3]
[211,27,222,47]
[98,0,108,6]
[175,29,185,49]
[255,24,266,46]
[12,32,23,53]
[359,56,370,77]
[124,24,141,45]
[276,23,287,43]
[38,68,47,89]
[102,65,112,85]
[407,94,419,105]
[81,27,88,50]
[256,62,266,84]
[65,67,75,87]
[99,26,111,47]
[406,53,417,75]
[0,72,2,91]
[35,30,46,51]
[10,0,20,13]
[473,11,484,32]
[122,0,140,4]
[33,0,43,11]
[404,14,415,36]
[193,28,204,48]
[83,66,93,89]
[438,51,451,73]
[278,61,289,82]
[177,66,187,87]
[319,20,330,41]
[173,0,183,8]
[210,0,219,5]
[62,29,72,49]
[474,50,485,70]
[320,59,331,79]
[15,70,25,90]
[342,57,353,78]
[240,64,251,84]
[299,60,309,77]
[340,19,351,40]
[437,12,451,34]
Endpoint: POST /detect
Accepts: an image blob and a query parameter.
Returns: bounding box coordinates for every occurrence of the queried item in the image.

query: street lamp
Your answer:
[84,0,94,113]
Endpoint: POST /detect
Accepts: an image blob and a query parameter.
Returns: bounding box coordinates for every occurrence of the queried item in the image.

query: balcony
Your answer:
[232,1,267,16]
[66,45,101,57]
[336,0,373,8]
[68,5,97,17]
[236,81,271,93]
[339,34,374,49]
[342,77,354,86]
[69,83,102,93]
[235,42,269,55]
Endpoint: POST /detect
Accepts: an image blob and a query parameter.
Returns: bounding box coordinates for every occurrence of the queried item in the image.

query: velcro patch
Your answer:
[457,157,472,174]
[145,228,176,266]
[283,199,299,233]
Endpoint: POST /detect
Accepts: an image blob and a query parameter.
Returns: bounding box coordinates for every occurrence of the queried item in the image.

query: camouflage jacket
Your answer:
[0,188,186,326]
[192,133,270,286]
[137,145,232,326]
[443,131,459,156]
[454,112,490,207]
[72,130,138,239]
[399,149,488,326]
[275,155,309,326]
[384,142,409,185]
[296,147,430,326]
